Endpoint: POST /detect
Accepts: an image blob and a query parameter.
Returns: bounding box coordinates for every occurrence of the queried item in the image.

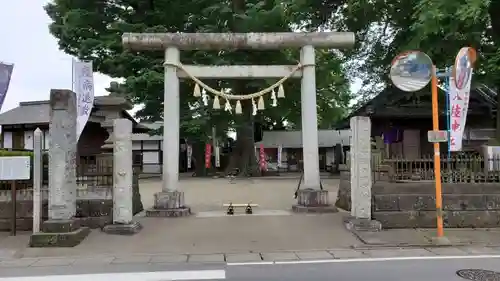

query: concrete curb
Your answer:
[349,229,500,249]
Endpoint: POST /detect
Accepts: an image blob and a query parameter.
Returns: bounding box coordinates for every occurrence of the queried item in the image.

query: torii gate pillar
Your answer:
[122,32,355,216]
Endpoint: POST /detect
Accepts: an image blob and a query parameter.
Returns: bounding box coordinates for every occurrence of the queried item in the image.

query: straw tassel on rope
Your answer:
[193,83,201,97]
[235,100,242,114]
[277,84,285,98]
[271,89,277,107]
[224,99,232,112]
[257,96,265,110]
[213,95,221,109]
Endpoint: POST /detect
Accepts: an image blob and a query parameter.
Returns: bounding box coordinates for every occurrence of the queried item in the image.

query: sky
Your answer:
[0,0,361,117]
[0,0,115,114]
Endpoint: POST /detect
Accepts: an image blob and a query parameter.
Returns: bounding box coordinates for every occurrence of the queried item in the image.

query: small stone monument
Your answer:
[344,116,381,231]
[103,119,142,234]
[30,89,90,247]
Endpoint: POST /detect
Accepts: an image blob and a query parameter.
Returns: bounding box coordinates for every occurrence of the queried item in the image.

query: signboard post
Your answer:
[0,156,31,236]
[427,130,449,143]
[33,128,43,234]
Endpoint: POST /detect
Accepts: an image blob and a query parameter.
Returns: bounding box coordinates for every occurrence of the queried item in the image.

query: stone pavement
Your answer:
[139,177,340,212]
[0,246,499,268]
[13,213,360,258]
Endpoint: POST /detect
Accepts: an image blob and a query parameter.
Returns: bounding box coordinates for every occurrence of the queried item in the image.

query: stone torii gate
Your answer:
[122,32,355,216]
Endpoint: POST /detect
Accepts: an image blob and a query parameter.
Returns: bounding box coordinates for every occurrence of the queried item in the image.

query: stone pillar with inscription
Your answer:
[344,116,381,232]
[103,119,142,235]
[30,89,90,247]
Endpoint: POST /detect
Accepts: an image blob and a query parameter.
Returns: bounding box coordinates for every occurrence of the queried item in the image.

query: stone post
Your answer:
[48,90,78,220]
[300,45,321,189]
[103,119,142,234]
[32,128,43,233]
[292,46,337,213]
[163,47,180,192]
[345,116,381,231]
[30,89,90,247]
[146,47,190,217]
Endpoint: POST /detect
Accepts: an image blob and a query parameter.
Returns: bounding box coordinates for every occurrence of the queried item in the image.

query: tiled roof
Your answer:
[255,130,350,148]
[0,96,134,126]
[0,101,50,125]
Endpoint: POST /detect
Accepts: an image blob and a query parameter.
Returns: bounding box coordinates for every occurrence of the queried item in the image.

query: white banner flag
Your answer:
[449,48,474,152]
[73,60,95,140]
[459,70,472,138]
[448,74,471,151]
[214,146,220,167]
[277,145,282,168]
[186,145,192,169]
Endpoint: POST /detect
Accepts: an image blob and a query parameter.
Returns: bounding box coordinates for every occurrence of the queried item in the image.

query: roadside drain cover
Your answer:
[456,269,500,281]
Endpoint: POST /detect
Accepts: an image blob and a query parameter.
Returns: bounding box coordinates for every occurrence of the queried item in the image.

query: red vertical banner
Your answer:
[259,144,266,171]
[205,143,212,168]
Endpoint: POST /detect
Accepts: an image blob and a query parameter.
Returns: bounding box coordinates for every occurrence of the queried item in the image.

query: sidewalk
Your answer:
[0,246,499,268]
[6,213,361,258]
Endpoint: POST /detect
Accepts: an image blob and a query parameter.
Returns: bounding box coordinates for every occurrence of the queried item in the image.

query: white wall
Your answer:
[325,148,334,165]
[43,130,50,150]
[24,131,34,150]
[3,132,12,149]
[142,151,161,173]
[132,140,161,150]
[2,129,50,150]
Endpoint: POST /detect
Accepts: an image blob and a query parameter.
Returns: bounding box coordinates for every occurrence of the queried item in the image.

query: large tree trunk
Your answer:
[223,0,260,177]
[225,98,259,176]
[192,140,208,177]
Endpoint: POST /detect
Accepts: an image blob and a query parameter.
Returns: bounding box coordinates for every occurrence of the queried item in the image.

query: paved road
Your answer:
[391,75,430,91]
[0,255,499,281]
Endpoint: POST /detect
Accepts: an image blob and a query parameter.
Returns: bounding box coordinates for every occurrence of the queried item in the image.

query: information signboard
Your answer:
[427,130,449,143]
[0,156,30,180]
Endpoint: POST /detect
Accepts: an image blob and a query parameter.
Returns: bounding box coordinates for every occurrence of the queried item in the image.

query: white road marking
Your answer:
[227,254,500,266]
[0,270,226,281]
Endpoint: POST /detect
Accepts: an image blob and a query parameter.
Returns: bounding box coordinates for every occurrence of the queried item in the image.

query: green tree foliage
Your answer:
[319,0,500,101]
[330,0,500,136]
[44,0,352,175]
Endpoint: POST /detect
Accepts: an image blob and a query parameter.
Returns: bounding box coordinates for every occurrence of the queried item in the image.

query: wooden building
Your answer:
[0,96,149,164]
[255,130,350,171]
[336,84,497,158]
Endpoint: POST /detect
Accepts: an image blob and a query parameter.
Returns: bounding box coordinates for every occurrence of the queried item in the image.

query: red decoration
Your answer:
[205,144,212,169]
[259,144,266,171]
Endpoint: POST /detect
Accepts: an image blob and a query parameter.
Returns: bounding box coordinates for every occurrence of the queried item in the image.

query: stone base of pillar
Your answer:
[29,219,90,247]
[344,216,382,232]
[292,188,338,213]
[145,191,191,217]
[102,221,142,235]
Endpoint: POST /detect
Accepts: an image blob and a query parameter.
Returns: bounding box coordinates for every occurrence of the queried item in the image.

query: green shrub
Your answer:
[0,150,34,157]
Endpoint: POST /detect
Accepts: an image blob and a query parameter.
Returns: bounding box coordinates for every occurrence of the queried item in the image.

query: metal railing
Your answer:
[383,155,500,183]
